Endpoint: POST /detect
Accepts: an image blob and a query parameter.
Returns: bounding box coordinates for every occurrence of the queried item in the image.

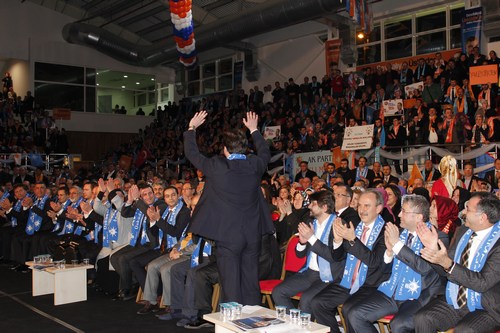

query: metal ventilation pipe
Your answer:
[62,0,343,67]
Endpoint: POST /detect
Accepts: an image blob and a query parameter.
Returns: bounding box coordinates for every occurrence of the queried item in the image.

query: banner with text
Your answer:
[461,7,483,56]
[342,125,374,150]
[263,125,281,141]
[404,82,424,99]
[292,150,333,179]
[469,64,498,85]
[382,99,404,116]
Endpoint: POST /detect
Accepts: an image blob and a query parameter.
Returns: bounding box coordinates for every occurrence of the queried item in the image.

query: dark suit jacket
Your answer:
[184,130,274,243]
[350,168,375,187]
[436,225,500,323]
[383,175,399,185]
[153,205,191,248]
[422,168,441,182]
[462,176,480,191]
[294,169,318,183]
[30,197,54,232]
[339,207,361,228]
[484,169,499,189]
[121,199,167,247]
[6,197,30,228]
[332,219,389,288]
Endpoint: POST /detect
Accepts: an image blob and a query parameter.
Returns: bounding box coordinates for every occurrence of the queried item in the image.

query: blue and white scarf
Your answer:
[446,222,500,311]
[227,153,247,160]
[378,223,430,300]
[191,238,212,267]
[10,197,23,227]
[340,215,385,294]
[25,195,49,235]
[100,203,119,247]
[59,197,84,235]
[156,200,184,250]
[300,214,336,282]
[51,199,71,232]
[355,167,368,181]
[130,199,157,246]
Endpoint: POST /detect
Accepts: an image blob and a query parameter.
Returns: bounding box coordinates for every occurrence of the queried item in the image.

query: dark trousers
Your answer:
[171,259,210,318]
[216,238,261,305]
[11,231,32,264]
[109,245,150,291]
[272,269,330,316]
[96,256,119,294]
[346,290,423,333]
[194,261,219,315]
[129,249,162,291]
[414,296,500,333]
[0,225,19,260]
[30,231,53,258]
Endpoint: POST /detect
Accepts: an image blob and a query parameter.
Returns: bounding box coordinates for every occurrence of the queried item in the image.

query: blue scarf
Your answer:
[191,238,212,267]
[300,214,336,282]
[58,197,84,236]
[10,196,23,227]
[51,199,71,232]
[129,199,157,246]
[355,167,368,181]
[227,153,247,160]
[378,223,430,300]
[446,222,500,311]
[156,199,184,250]
[25,195,49,235]
[100,203,119,247]
[340,215,385,294]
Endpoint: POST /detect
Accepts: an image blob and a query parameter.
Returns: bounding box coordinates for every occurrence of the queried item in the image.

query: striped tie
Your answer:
[457,233,476,308]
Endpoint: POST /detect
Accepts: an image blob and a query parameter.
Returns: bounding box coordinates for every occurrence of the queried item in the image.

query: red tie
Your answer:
[351,226,368,287]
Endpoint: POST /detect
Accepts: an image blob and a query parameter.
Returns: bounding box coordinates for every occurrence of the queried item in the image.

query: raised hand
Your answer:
[107,178,116,192]
[147,206,160,222]
[80,201,92,215]
[384,222,400,250]
[242,112,258,132]
[416,221,438,250]
[22,196,33,208]
[1,198,12,210]
[298,222,314,243]
[98,178,107,193]
[420,239,452,269]
[127,185,140,203]
[189,111,207,129]
[50,201,62,212]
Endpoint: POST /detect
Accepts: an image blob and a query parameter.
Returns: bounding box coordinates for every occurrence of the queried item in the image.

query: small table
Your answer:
[204,306,329,333]
[26,261,93,306]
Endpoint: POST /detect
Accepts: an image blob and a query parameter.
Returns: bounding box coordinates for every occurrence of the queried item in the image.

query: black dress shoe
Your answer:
[137,302,160,315]
[184,319,214,329]
[112,289,127,301]
[9,264,20,270]
[122,291,137,301]
[16,264,30,273]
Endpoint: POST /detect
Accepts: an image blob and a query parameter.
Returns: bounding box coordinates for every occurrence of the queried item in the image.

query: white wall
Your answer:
[0,59,30,98]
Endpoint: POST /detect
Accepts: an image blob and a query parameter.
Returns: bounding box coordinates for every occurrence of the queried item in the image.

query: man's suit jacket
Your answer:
[422,168,441,182]
[184,130,274,243]
[383,175,399,185]
[438,225,500,323]
[153,205,191,248]
[462,176,480,191]
[294,169,318,183]
[350,168,375,187]
[121,199,167,247]
[30,197,55,232]
[339,207,361,228]
[484,169,499,189]
[332,220,389,288]
[6,197,30,228]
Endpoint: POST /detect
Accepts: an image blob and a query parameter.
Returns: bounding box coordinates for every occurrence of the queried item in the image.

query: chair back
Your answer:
[281,235,307,279]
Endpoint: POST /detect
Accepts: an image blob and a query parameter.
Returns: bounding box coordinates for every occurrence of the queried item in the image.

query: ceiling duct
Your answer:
[62,0,343,67]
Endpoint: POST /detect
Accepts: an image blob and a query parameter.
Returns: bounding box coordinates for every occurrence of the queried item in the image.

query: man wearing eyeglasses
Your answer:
[332,183,360,228]
[345,194,446,333]
[414,192,500,332]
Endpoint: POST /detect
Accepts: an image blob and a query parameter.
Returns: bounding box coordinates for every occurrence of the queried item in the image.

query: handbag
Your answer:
[428,128,438,143]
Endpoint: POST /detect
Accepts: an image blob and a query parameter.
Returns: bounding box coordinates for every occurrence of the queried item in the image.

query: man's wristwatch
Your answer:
[188,125,196,131]
[348,238,356,246]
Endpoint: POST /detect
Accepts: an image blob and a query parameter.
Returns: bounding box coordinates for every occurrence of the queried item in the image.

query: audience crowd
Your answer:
[0,48,499,332]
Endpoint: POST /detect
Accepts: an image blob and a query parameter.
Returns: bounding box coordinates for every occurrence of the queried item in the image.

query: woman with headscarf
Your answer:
[431,155,460,198]
[451,186,471,212]
[275,190,310,246]
[375,187,396,225]
[430,195,459,236]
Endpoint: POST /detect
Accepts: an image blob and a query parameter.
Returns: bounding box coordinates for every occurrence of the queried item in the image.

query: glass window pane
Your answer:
[187,68,200,81]
[356,25,381,45]
[161,89,169,102]
[219,75,233,91]
[86,68,96,85]
[357,44,381,65]
[35,62,84,84]
[385,38,412,60]
[203,78,216,94]
[451,7,464,26]
[416,31,446,55]
[35,82,84,111]
[187,81,200,96]
[137,93,147,106]
[86,86,95,112]
[450,28,462,50]
[384,19,411,39]
[220,58,233,74]
[148,91,155,104]
[416,11,446,32]
[203,63,216,78]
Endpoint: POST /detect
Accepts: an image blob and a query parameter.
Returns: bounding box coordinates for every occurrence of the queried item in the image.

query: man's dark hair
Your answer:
[13,183,28,191]
[164,185,179,195]
[58,186,70,195]
[473,192,500,224]
[223,129,248,154]
[309,190,334,214]
[138,183,153,191]
[403,194,430,222]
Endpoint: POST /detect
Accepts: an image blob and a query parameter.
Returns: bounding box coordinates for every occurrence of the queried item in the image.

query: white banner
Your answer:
[341,125,374,150]
[404,82,424,99]
[292,150,333,180]
[382,99,404,116]
[263,125,281,140]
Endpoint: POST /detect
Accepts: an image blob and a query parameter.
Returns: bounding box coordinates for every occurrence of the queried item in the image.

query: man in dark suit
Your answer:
[272,191,342,315]
[382,164,399,185]
[461,162,480,191]
[310,189,388,333]
[333,183,361,227]
[351,157,375,187]
[386,117,407,174]
[346,195,446,333]
[337,158,354,186]
[184,111,274,305]
[414,192,500,332]
[294,160,317,183]
[421,159,441,183]
[484,158,500,190]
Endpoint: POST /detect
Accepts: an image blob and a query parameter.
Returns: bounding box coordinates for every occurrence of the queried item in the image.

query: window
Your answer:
[386,39,412,60]
[357,44,381,66]
[417,31,446,55]
[35,83,84,110]
[185,57,234,97]
[416,10,446,32]
[384,18,411,39]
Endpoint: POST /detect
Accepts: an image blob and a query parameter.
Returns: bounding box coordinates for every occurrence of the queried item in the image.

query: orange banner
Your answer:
[325,39,342,74]
[52,108,71,120]
[469,64,498,85]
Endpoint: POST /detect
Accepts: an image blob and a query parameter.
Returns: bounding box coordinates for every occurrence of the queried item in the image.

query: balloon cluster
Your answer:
[169,0,197,67]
